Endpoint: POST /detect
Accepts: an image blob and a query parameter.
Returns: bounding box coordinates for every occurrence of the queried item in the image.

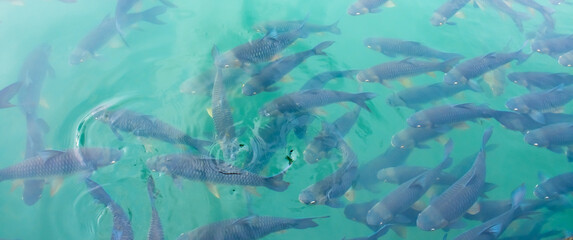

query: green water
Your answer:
[0,0,573,239]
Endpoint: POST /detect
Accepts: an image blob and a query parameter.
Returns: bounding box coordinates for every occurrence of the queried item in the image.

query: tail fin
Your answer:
[158,0,177,8]
[312,41,335,55]
[351,92,377,112]
[22,179,44,206]
[0,81,22,108]
[439,139,454,170]
[139,6,167,25]
[264,164,291,192]
[183,136,213,153]
[440,57,462,72]
[516,51,531,65]
[481,127,493,151]
[511,184,526,209]
[293,216,329,229]
[85,178,113,206]
[328,19,341,34]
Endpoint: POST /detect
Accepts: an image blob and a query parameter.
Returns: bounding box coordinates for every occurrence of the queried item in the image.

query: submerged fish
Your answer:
[377,165,458,186]
[493,111,573,132]
[259,89,376,117]
[364,38,463,60]
[177,216,327,240]
[347,0,395,16]
[486,0,530,32]
[147,153,290,192]
[430,0,471,26]
[147,176,164,240]
[417,128,493,231]
[85,178,134,240]
[0,148,122,182]
[94,109,212,153]
[355,146,413,192]
[508,72,573,90]
[407,103,494,128]
[558,50,573,67]
[505,85,573,124]
[300,70,360,90]
[114,0,175,42]
[391,126,452,149]
[254,17,341,35]
[524,122,573,160]
[386,82,476,110]
[242,41,334,96]
[531,34,573,57]
[535,172,573,199]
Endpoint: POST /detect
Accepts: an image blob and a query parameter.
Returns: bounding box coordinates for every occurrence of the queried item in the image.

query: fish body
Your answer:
[531,34,573,57]
[391,126,452,149]
[22,115,48,205]
[347,0,391,15]
[524,122,573,151]
[386,82,473,109]
[15,44,53,115]
[558,50,573,67]
[300,70,359,90]
[417,128,493,231]
[147,176,164,240]
[487,0,530,32]
[377,165,458,185]
[407,103,494,128]
[505,85,573,123]
[514,0,555,31]
[85,178,134,240]
[493,111,573,132]
[177,216,326,240]
[146,153,289,191]
[259,89,376,117]
[254,18,341,35]
[95,109,211,152]
[356,58,460,86]
[364,38,463,60]
[508,72,573,90]
[0,148,122,182]
[535,172,573,199]
[430,0,471,26]
[356,146,412,191]
[242,41,334,96]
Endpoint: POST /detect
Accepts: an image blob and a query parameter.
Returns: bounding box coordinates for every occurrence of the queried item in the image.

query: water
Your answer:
[0,0,572,239]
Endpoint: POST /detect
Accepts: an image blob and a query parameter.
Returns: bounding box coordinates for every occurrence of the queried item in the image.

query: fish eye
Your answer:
[453,82,458,85]
[110,160,116,164]
[533,143,539,146]
[545,196,549,199]
[536,49,541,52]
[416,124,422,128]
[224,64,230,68]
[513,108,519,111]
[430,228,436,231]
[400,145,405,149]
[367,45,371,48]
[310,200,316,204]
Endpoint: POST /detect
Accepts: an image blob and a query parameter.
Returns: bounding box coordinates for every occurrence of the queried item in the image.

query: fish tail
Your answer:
[481,127,493,151]
[516,51,531,65]
[22,179,45,206]
[0,81,22,108]
[440,139,454,169]
[328,19,341,34]
[440,56,462,72]
[293,216,329,229]
[264,164,291,192]
[543,6,556,15]
[139,6,168,25]
[158,0,177,8]
[182,136,213,152]
[511,184,526,209]
[352,92,377,112]
[85,178,113,206]
[312,41,335,55]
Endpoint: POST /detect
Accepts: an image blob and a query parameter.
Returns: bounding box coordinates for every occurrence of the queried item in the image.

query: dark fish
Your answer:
[367,140,453,226]
[0,82,22,108]
[535,172,573,200]
[492,111,573,132]
[146,153,290,192]
[343,225,392,240]
[377,165,459,186]
[147,176,163,240]
[176,216,327,240]
[407,103,494,128]
[85,178,134,240]
[0,148,122,182]
[347,0,395,16]
[531,34,573,57]
[259,89,376,117]
[242,41,334,96]
[514,0,555,31]
[179,67,250,95]
[497,217,562,240]
[363,38,463,60]
[355,146,412,192]
[215,27,305,68]
[430,0,471,26]
[69,6,167,65]
[386,82,476,110]
[300,70,360,90]
[304,107,361,164]
[299,140,358,208]
[254,17,341,35]
[452,185,526,240]
[463,196,567,222]
[21,115,48,205]
[417,128,493,231]
[344,201,419,237]
[114,0,175,41]
[486,0,530,32]
[391,126,452,149]
[356,57,460,87]
[505,85,573,124]
[94,109,212,153]
[525,122,573,160]
[444,50,530,91]
[508,72,573,90]
[558,50,573,67]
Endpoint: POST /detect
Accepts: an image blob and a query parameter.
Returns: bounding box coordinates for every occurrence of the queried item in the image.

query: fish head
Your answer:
[93,109,113,124]
[253,24,267,33]
[241,82,260,96]
[376,168,397,183]
[215,51,241,69]
[430,13,447,26]
[531,40,551,54]
[524,130,549,147]
[386,94,407,107]
[77,148,123,167]
[505,98,529,113]
[259,102,280,117]
[355,70,379,83]
[363,38,382,51]
[69,48,90,65]
[534,182,558,200]
[507,73,528,87]
[146,155,176,173]
[416,205,447,231]
[391,131,414,149]
[366,204,393,226]
[558,53,573,67]
[443,69,466,86]
[406,113,431,128]
[347,2,370,16]
[303,142,326,164]
[299,188,322,205]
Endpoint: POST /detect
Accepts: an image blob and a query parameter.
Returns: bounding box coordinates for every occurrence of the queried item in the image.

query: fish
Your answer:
[299,140,358,208]
[463,196,567,222]
[430,0,471,26]
[344,200,419,236]
[391,126,452,149]
[535,172,573,200]
[367,140,453,226]
[558,50,573,67]
[363,38,463,60]
[492,111,573,132]
[386,82,476,110]
[407,103,495,128]
[377,165,459,186]
[94,109,212,153]
[146,153,290,192]
[531,34,573,57]
[0,82,22,108]
[304,107,361,164]
[259,89,376,117]
[444,50,530,91]
[513,0,555,31]
[343,225,392,240]
[356,57,461,87]
[215,26,306,69]
[355,146,412,192]
[508,72,573,90]
[114,0,175,43]
[417,128,493,231]
[242,41,334,96]
[0,148,122,183]
[505,85,573,124]
[176,216,327,240]
[497,218,562,240]
[211,46,239,160]
[147,176,164,240]
[486,0,531,32]
[254,17,341,35]
[548,0,567,4]
[69,6,167,65]
[452,185,526,240]
[524,123,573,160]
[347,0,395,16]
[85,178,134,240]
[300,70,360,90]
[21,115,48,205]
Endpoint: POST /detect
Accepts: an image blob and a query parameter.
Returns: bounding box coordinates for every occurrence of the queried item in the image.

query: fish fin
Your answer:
[50,177,65,196]
[454,11,466,19]
[37,150,63,162]
[0,81,22,108]
[139,6,167,25]
[537,172,549,182]
[279,74,293,83]
[566,147,573,162]
[110,127,124,141]
[468,80,482,92]
[293,216,328,229]
[411,199,427,211]
[352,92,377,112]
[244,186,261,197]
[481,182,497,198]
[264,167,290,192]
[390,225,407,238]
[546,145,563,153]
[311,108,328,116]
[399,78,413,88]
[39,98,50,109]
[325,198,345,208]
[416,143,431,149]
[173,176,183,190]
[528,111,546,124]
[344,188,355,202]
[206,108,213,118]
[426,72,436,78]
[328,19,341,35]
[36,118,50,133]
[452,122,470,130]
[337,102,351,110]
[466,202,481,215]
[205,183,220,198]
[435,135,449,145]
[11,180,24,191]
[312,41,334,55]
[448,219,467,229]
[511,184,526,208]
[384,0,396,7]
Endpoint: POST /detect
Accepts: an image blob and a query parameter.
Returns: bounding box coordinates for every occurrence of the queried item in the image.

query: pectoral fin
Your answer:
[206,182,220,198]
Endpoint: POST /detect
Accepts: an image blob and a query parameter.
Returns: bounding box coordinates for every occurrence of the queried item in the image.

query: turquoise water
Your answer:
[0,0,573,239]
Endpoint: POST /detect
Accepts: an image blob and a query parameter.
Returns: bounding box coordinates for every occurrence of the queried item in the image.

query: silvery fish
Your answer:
[417,128,493,231]
[486,0,530,32]
[347,0,395,16]
[391,126,452,149]
[356,146,412,192]
[558,50,573,67]
[535,172,573,199]
[177,216,327,240]
[505,85,573,124]
[386,82,476,110]
[85,178,134,240]
[508,72,573,90]
[363,38,463,60]
[531,34,573,57]
[524,122,573,161]
[407,103,494,128]
[377,165,458,186]
[300,70,359,90]
[430,0,471,26]
[147,153,290,192]
[254,17,341,35]
[147,176,164,240]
